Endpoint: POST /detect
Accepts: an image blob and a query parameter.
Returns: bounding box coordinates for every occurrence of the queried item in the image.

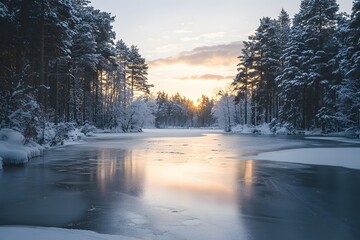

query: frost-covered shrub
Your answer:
[116,98,156,132]
[212,94,236,132]
[344,127,360,138]
[42,122,75,146]
[80,123,97,136]
[41,122,91,146]
[0,69,44,143]
[269,119,294,135]
[274,122,295,135]
[67,128,85,141]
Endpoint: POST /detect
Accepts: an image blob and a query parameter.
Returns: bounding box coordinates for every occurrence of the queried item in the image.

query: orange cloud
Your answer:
[148,41,243,68]
[178,74,234,81]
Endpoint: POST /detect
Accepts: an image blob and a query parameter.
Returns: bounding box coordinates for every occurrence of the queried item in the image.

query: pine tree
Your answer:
[275,0,340,131]
[115,40,130,107]
[127,45,152,98]
[234,16,284,125]
[294,0,340,131]
[336,0,360,131]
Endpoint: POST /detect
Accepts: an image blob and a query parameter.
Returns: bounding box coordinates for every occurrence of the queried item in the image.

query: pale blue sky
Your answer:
[91,0,353,102]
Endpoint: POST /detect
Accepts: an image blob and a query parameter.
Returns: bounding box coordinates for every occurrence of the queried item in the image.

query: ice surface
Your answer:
[251,147,360,169]
[1,129,360,240]
[0,226,138,240]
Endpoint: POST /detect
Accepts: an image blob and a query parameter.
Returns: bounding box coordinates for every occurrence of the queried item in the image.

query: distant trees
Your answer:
[197,95,215,127]
[155,92,215,128]
[231,0,360,134]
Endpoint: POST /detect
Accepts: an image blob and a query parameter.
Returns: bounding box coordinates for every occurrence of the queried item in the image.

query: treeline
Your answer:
[0,0,152,142]
[232,0,360,133]
[155,92,215,128]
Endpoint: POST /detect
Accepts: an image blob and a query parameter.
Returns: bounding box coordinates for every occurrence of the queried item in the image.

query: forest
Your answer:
[0,0,215,145]
[0,0,359,146]
[226,0,360,134]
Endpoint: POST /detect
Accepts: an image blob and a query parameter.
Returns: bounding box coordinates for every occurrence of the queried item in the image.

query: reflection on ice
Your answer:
[0,130,360,240]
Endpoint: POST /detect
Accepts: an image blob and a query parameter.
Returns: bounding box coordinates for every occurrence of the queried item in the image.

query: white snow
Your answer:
[67,129,86,142]
[232,123,273,135]
[0,129,43,167]
[0,128,25,144]
[305,136,360,144]
[250,148,360,170]
[0,226,139,240]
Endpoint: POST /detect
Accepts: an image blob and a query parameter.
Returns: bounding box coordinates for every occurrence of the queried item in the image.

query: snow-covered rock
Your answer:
[0,129,43,167]
[0,128,25,144]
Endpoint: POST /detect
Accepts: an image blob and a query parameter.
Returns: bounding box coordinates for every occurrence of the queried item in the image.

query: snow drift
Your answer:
[0,128,43,167]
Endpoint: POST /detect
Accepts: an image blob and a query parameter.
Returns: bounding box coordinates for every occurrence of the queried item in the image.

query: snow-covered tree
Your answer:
[233,10,290,126]
[116,98,156,132]
[127,45,152,98]
[0,68,43,143]
[212,88,237,132]
[336,0,360,132]
[275,0,340,131]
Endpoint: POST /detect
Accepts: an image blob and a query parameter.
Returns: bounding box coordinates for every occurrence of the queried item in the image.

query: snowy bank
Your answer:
[231,123,360,138]
[250,148,360,170]
[305,136,360,144]
[231,123,275,135]
[0,129,43,167]
[0,226,138,240]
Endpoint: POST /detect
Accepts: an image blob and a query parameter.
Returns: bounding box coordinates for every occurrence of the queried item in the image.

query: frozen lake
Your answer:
[1,129,360,240]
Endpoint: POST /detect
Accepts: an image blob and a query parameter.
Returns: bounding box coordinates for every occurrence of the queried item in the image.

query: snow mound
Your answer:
[0,129,43,167]
[0,226,139,240]
[250,148,360,170]
[0,128,24,144]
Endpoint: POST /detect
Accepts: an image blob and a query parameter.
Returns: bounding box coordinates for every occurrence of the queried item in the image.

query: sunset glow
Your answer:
[90,0,352,102]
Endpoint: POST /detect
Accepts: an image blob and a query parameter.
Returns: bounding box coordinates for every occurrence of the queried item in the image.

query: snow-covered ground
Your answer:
[305,136,360,144]
[250,147,360,170]
[0,226,138,240]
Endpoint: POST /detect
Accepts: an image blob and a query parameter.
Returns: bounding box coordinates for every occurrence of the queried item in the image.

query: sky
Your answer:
[90,0,353,103]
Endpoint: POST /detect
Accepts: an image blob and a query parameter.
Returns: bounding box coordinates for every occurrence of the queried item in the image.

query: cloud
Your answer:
[201,32,226,39]
[148,41,243,68]
[174,29,193,34]
[180,37,200,42]
[178,74,234,81]
[155,44,180,52]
